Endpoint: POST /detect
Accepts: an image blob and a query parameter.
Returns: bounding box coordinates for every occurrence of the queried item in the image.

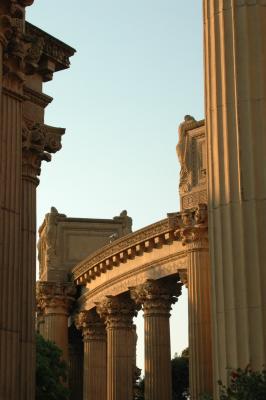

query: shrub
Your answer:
[200,366,266,400]
[36,334,69,400]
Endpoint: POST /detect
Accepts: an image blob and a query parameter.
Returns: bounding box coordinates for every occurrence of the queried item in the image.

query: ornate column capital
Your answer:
[96,295,139,330]
[75,309,106,341]
[22,119,64,183]
[174,204,208,248]
[36,281,76,315]
[130,277,182,316]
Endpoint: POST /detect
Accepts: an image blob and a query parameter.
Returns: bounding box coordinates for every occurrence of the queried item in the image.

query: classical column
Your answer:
[36,281,76,362]
[76,309,107,400]
[203,0,266,392]
[96,294,138,400]
[175,205,212,399]
[20,120,64,398]
[131,277,181,400]
[0,4,30,398]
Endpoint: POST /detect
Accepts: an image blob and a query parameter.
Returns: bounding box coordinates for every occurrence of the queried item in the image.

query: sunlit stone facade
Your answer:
[1,1,266,400]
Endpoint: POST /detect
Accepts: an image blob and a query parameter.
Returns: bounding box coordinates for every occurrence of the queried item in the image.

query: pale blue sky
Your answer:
[27,0,204,371]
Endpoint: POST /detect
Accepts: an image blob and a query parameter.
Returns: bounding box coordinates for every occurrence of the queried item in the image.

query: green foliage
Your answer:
[134,377,145,400]
[134,349,189,400]
[219,367,266,400]
[200,366,266,400]
[171,350,189,400]
[36,334,69,400]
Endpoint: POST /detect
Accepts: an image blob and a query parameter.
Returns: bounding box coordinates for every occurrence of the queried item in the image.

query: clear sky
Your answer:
[27,0,204,372]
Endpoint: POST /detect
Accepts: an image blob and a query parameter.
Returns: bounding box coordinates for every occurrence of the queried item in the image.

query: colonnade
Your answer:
[37,206,213,400]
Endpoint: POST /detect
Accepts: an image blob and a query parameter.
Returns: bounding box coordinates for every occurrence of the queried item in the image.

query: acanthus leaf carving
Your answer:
[36,281,76,313]
[75,309,106,341]
[174,203,208,246]
[96,294,139,329]
[130,277,182,316]
[22,119,64,179]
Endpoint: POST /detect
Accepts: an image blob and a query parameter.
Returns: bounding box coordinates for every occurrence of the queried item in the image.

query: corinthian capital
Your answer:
[75,309,106,341]
[174,203,208,246]
[130,277,182,316]
[96,295,139,329]
[36,281,76,314]
[22,119,64,181]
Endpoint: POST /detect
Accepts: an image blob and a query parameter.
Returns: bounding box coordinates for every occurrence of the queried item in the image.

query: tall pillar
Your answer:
[20,120,64,398]
[176,205,212,399]
[76,309,107,400]
[203,0,266,392]
[97,294,138,400]
[131,277,181,400]
[0,3,29,398]
[36,281,76,362]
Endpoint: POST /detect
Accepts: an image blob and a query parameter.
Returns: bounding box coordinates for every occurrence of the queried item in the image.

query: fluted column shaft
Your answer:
[45,306,70,361]
[97,295,138,400]
[76,310,107,400]
[203,0,266,392]
[187,240,212,399]
[20,169,38,400]
[131,278,181,400]
[0,82,23,400]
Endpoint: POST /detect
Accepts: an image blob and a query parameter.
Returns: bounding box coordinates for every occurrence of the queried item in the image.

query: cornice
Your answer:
[25,22,76,80]
[72,218,171,283]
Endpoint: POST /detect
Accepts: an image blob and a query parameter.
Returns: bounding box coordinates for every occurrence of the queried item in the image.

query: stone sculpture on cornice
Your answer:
[176,115,195,194]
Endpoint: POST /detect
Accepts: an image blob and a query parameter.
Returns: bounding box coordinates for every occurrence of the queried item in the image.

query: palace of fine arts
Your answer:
[0,1,266,399]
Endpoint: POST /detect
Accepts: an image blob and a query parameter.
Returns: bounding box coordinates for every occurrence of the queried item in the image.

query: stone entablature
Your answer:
[73,205,208,286]
[73,218,175,284]
[177,116,207,210]
[38,208,133,282]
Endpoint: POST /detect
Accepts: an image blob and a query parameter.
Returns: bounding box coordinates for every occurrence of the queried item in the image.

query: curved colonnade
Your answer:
[37,204,212,400]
